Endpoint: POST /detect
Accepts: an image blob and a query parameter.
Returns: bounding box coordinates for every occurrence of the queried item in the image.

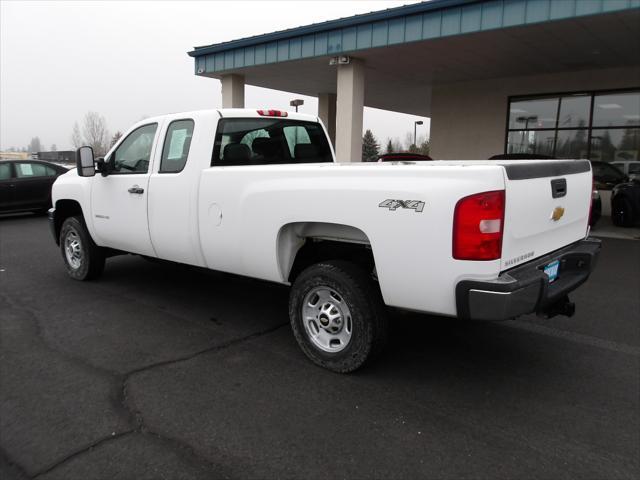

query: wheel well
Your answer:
[53,200,83,244]
[287,239,376,284]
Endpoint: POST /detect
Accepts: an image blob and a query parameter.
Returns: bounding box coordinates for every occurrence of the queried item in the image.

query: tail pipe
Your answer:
[539,295,576,319]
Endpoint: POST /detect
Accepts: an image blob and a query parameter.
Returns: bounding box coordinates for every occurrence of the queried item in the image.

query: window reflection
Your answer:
[593,92,640,127]
[507,131,555,156]
[507,90,639,161]
[555,130,589,159]
[508,98,558,129]
[590,128,640,162]
[558,95,590,128]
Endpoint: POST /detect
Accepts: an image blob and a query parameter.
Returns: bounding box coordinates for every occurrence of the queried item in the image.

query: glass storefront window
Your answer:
[507,130,555,157]
[558,95,590,128]
[508,98,558,129]
[555,129,589,159]
[506,90,639,161]
[590,128,640,162]
[593,92,640,127]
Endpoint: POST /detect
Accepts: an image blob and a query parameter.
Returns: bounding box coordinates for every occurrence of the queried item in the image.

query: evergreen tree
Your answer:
[362,129,379,162]
[28,137,41,153]
[385,139,393,154]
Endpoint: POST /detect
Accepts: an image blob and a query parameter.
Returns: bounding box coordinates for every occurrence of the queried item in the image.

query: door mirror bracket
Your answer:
[96,158,110,177]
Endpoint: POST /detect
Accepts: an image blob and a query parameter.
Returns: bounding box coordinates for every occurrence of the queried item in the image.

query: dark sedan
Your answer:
[611,178,640,227]
[0,160,69,214]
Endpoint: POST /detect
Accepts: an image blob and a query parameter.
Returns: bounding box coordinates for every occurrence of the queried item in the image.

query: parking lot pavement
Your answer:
[1,215,638,480]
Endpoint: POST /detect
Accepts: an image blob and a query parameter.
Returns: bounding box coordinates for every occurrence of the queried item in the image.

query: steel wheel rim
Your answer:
[302,286,352,353]
[64,228,83,270]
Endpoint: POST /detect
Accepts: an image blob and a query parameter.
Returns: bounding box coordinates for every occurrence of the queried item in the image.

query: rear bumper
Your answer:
[456,238,601,321]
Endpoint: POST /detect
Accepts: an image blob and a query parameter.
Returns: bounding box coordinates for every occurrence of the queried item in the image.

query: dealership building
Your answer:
[188,0,639,164]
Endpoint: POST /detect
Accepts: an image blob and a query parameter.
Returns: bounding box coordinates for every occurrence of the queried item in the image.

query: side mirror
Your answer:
[76,146,95,177]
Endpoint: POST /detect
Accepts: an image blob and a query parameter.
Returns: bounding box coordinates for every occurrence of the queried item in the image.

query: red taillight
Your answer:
[453,190,505,261]
[257,109,288,117]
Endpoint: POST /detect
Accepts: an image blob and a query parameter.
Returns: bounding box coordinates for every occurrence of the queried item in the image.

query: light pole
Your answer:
[516,115,538,151]
[414,120,424,149]
[290,99,304,112]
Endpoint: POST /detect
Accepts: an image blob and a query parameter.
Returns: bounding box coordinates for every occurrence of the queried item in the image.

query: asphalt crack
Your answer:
[4,293,286,480]
[31,431,136,479]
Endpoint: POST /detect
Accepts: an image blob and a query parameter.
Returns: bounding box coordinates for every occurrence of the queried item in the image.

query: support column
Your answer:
[221,74,245,108]
[317,93,337,148]
[335,58,365,162]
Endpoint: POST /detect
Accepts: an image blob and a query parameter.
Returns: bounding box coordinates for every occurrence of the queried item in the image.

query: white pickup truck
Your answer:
[50,109,601,372]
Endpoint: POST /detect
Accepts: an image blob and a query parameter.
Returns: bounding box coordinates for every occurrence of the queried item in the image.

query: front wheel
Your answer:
[59,216,105,280]
[289,260,388,373]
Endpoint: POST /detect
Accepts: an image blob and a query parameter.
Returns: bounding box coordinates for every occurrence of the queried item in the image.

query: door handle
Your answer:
[128,185,144,194]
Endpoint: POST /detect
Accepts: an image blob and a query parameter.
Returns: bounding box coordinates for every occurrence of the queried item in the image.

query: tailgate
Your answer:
[500,160,592,272]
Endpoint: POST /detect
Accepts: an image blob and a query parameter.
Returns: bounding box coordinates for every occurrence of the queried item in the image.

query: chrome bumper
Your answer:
[456,238,601,321]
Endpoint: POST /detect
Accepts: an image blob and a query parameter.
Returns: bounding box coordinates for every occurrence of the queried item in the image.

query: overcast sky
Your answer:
[1,0,429,152]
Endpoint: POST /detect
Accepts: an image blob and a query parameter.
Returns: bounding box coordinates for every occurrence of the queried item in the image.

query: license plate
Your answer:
[544,260,560,283]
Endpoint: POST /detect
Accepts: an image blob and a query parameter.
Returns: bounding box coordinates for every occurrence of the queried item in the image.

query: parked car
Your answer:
[488,154,601,227]
[377,152,432,162]
[611,178,640,227]
[49,109,600,373]
[611,160,640,181]
[590,160,628,190]
[0,160,68,214]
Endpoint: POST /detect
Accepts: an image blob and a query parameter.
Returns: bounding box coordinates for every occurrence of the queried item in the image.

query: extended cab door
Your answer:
[90,122,160,256]
[147,118,206,266]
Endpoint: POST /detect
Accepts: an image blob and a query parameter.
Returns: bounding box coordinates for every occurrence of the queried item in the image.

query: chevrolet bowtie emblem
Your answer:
[551,206,565,221]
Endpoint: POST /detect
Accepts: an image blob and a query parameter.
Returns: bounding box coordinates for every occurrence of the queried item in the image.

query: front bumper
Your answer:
[456,238,601,321]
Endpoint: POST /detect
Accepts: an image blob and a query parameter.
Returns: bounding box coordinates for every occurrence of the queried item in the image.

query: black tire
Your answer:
[289,260,388,373]
[611,198,633,227]
[59,216,105,280]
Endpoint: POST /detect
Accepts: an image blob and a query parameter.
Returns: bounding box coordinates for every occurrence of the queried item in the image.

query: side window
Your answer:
[0,163,12,180]
[15,162,50,178]
[111,123,158,174]
[212,118,332,166]
[160,119,194,173]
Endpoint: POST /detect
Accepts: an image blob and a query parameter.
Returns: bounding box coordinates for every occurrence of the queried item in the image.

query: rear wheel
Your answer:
[60,216,105,280]
[289,260,388,373]
[612,197,633,227]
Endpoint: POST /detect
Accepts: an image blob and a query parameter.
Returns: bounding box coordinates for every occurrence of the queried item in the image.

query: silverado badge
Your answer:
[551,206,565,221]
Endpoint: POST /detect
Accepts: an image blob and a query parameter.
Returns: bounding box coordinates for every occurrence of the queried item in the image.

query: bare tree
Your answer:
[50,144,57,152]
[81,111,110,156]
[110,131,123,148]
[71,122,83,149]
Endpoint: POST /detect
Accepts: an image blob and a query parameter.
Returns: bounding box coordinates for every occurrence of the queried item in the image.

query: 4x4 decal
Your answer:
[378,199,425,213]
